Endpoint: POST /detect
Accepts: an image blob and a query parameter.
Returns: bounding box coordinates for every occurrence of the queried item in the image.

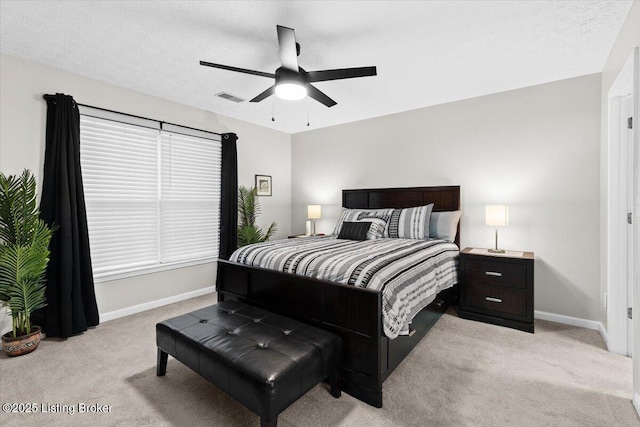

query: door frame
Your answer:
[607,49,637,357]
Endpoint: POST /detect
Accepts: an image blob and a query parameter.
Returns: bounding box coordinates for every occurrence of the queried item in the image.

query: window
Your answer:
[79,107,221,279]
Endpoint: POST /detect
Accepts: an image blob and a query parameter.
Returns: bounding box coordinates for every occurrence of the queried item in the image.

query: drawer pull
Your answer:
[485,297,503,303]
[485,271,503,277]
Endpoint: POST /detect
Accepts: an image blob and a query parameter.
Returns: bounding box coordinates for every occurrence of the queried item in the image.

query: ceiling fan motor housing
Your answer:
[275,67,307,86]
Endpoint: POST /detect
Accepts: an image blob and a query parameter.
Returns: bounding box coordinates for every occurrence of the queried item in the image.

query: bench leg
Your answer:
[157,348,168,376]
[260,417,277,427]
[330,370,341,398]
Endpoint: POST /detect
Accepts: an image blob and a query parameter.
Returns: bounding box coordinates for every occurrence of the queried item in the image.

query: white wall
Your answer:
[598,1,640,413]
[0,54,291,332]
[291,73,601,322]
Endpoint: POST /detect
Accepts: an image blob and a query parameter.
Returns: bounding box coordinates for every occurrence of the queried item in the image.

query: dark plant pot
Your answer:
[2,326,42,357]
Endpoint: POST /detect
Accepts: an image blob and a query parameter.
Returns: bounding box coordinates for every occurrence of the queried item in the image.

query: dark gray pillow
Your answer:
[337,221,371,241]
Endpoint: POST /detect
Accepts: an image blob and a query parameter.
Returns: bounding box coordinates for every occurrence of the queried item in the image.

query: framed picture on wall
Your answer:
[255,174,272,196]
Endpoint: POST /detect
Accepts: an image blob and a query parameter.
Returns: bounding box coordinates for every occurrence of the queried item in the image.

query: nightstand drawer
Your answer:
[463,283,527,317]
[465,259,527,289]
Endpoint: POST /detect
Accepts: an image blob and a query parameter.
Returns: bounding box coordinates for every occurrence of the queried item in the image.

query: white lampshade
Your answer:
[275,82,307,100]
[485,205,508,227]
[307,205,322,219]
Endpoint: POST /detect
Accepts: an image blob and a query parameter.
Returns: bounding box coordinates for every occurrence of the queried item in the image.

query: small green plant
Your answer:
[0,170,55,337]
[237,186,277,247]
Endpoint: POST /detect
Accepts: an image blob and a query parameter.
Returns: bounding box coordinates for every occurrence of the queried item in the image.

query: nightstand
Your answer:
[458,247,534,333]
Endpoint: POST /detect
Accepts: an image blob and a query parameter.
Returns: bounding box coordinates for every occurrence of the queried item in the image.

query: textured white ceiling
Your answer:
[0,1,633,134]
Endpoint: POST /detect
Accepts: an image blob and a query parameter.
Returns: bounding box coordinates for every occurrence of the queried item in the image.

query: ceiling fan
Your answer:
[200,25,377,107]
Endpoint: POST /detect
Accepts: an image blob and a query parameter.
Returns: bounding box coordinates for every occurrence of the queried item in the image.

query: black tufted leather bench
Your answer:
[156,300,342,427]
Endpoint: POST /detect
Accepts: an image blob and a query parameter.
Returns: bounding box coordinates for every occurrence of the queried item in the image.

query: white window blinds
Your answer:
[160,131,221,263]
[79,108,221,278]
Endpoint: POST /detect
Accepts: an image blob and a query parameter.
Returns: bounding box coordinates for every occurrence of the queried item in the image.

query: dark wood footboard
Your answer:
[216,259,454,407]
[217,259,384,406]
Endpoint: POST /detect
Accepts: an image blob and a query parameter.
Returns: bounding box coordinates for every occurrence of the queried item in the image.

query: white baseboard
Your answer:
[633,393,640,418]
[598,322,609,349]
[534,310,607,345]
[100,286,216,323]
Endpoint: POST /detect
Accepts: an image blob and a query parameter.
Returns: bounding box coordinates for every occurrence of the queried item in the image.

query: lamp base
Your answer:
[488,248,505,254]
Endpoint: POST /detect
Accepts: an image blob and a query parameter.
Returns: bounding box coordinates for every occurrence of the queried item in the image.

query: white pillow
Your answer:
[429,210,462,242]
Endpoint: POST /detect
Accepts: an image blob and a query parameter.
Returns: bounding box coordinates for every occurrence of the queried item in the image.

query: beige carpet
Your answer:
[1,294,637,427]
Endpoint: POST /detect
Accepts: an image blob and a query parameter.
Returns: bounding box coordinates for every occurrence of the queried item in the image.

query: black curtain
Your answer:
[36,93,99,337]
[219,133,238,260]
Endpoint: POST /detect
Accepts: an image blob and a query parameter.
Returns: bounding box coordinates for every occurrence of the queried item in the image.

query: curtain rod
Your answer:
[42,94,225,138]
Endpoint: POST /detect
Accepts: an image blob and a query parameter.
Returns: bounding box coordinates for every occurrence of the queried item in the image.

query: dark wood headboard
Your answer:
[342,185,461,247]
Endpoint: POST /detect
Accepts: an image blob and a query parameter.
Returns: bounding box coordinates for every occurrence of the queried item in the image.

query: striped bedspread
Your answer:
[230,236,459,338]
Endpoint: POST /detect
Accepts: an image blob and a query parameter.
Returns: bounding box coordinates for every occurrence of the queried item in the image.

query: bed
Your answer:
[216,185,461,408]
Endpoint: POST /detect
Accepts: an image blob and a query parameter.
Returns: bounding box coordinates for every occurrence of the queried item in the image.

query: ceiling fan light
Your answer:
[275,82,307,100]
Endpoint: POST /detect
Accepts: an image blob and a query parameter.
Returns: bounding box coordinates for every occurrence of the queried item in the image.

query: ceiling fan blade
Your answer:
[199,61,275,79]
[307,84,337,107]
[276,25,299,71]
[306,66,377,83]
[249,85,276,103]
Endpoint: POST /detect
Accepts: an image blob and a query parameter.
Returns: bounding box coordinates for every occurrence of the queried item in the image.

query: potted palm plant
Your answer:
[237,186,277,247]
[0,170,55,356]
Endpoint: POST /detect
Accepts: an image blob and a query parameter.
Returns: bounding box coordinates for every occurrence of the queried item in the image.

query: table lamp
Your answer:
[485,205,508,253]
[307,205,321,236]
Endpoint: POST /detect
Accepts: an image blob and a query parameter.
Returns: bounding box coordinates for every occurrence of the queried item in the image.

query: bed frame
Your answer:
[216,185,461,408]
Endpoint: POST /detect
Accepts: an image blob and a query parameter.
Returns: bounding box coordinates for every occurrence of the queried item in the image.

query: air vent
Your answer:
[216,92,245,103]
